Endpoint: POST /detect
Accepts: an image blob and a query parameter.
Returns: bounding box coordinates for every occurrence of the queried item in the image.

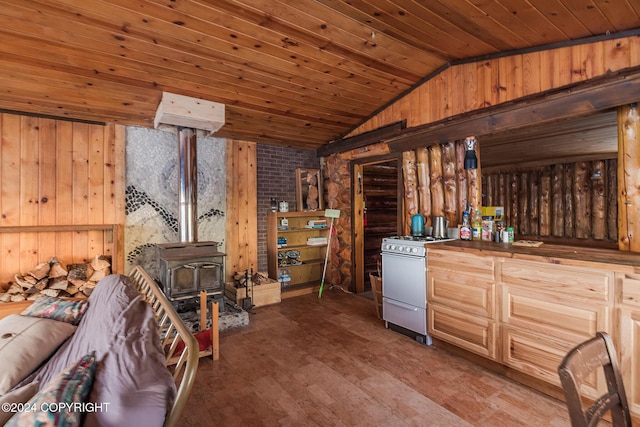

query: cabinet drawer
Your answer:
[428,303,497,360]
[501,259,612,302]
[427,249,494,281]
[428,270,495,319]
[502,286,609,341]
[501,325,601,396]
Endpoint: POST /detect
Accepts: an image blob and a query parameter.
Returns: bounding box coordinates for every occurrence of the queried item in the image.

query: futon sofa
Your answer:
[0,270,199,427]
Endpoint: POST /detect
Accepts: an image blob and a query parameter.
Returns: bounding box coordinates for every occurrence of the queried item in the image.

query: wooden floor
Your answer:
[178,288,572,426]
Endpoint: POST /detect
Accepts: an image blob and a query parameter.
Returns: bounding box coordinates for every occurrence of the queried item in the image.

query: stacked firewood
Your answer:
[231,270,275,289]
[0,255,111,303]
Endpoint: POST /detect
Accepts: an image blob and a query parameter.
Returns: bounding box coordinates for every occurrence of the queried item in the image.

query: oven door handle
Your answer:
[385,299,418,312]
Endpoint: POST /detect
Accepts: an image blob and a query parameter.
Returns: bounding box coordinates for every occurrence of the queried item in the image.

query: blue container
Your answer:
[411,214,425,236]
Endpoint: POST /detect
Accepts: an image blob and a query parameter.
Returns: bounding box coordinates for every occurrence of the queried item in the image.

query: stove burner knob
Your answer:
[390,245,396,251]
[406,247,412,252]
[411,247,418,253]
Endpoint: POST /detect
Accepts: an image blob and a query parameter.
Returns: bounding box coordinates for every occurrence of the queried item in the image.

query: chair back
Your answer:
[557,332,632,427]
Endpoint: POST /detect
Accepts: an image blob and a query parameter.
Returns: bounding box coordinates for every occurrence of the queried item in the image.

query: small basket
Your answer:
[369,273,383,320]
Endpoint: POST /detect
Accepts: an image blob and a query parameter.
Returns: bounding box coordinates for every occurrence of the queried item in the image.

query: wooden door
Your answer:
[353,159,401,293]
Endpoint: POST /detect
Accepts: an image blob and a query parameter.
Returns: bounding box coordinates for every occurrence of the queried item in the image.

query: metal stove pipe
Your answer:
[178,127,198,242]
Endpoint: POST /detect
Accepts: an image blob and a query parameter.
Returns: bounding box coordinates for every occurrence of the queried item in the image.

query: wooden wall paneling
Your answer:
[477,60,494,109]
[0,115,19,287]
[38,119,57,262]
[20,116,39,269]
[428,145,444,217]
[591,160,606,240]
[88,125,105,258]
[441,142,458,225]
[604,37,632,73]
[618,103,640,251]
[573,161,591,239]
[402,150,419,234]
[225,140,258,281]
[557,46,574,88]
[416,148,431,226]
[564,164,575,238]
[455,141,468,217]
[539,169,551,236]
[522,51,542,96]
[552,164,565,237]
[55,121,74,264]
[607,159,618,242]
[72,123,89,258]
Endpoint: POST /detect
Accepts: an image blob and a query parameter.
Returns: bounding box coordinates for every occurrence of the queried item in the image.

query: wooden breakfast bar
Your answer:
[425,240,640,419]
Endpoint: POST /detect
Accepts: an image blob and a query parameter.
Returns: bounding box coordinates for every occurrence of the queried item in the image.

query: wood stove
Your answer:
[157,241,225,301]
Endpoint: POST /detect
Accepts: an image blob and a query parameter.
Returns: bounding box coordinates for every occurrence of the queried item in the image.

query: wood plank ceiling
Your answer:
[0,1,638,150]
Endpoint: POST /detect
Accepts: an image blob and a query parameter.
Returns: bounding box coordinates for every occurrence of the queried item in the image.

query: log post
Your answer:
[551,164,565,237]
[441,142,458,225]
[591,160,606,240]
[402,150,419,235]
[539,170,551,236]
[429,144,445,216]
[574,161,591,239]
[416,148,432,226]
[607,158,618,242]
[455,141,468,217]
[564,164,575,238]
[618,103,640,251]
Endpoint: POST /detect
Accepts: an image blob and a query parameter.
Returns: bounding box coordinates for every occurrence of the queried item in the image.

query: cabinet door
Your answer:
[428,303,497,359]
[619,308,640,418]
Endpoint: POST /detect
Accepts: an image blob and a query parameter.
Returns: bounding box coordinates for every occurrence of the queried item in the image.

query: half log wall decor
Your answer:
[483,159,618,245]
[402,140,480,234]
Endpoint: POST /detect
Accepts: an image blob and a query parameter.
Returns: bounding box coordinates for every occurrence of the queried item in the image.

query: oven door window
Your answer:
[170,264,197,297]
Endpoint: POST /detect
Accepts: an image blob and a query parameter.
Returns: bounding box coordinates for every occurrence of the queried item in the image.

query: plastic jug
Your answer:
[411,214,425,236]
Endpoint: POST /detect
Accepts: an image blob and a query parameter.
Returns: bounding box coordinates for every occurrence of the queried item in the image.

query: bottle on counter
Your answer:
[460,212,472,241]
[471,209,482,241]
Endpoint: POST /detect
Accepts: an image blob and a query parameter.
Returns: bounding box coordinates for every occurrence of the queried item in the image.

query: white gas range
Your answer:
[380,235,456,345]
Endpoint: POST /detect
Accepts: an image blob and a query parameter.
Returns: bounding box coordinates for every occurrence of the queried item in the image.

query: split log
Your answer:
[552,164,565,237]
[509,173,519,229]
[402,150,419,234]
[429,144,445,216]
[48,277,69,291]
[591,160,606,240]
[564,163,575,238]
[10,294,26,302]
[48,262,68,278]
[518,173,529,235]
[441,142,458,225]
[539,170,551,236]
[7,283,22,294]
[455,141,468,217]
[607,159,618,241]
[416,148,431,225]
[574,161,591,239]
[67,263,94,282]
[0,293,11,302]
[29,262,50,280]
[40,289,60,298]
[529,170,539,236]
[14,275,34,289]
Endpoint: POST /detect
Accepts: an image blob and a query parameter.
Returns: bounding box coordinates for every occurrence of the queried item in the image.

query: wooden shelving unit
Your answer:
[267,211,329,298]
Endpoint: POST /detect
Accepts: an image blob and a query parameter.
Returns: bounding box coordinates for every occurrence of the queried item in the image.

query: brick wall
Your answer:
[256,144,320,272]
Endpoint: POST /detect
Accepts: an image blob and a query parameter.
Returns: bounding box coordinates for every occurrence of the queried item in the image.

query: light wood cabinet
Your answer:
[427,249,498,359]
[425,243,640,420]
[500,258,613,395]
[267,211,329,298]
[619,272,640,416]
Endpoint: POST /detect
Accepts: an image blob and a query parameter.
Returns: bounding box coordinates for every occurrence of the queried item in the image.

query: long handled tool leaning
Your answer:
[318,209,340,298]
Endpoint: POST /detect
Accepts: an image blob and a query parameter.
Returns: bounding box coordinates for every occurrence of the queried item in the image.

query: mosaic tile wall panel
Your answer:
[125,126,226,276]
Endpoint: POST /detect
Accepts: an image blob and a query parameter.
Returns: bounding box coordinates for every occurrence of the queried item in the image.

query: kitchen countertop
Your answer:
[430,239,640,270]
